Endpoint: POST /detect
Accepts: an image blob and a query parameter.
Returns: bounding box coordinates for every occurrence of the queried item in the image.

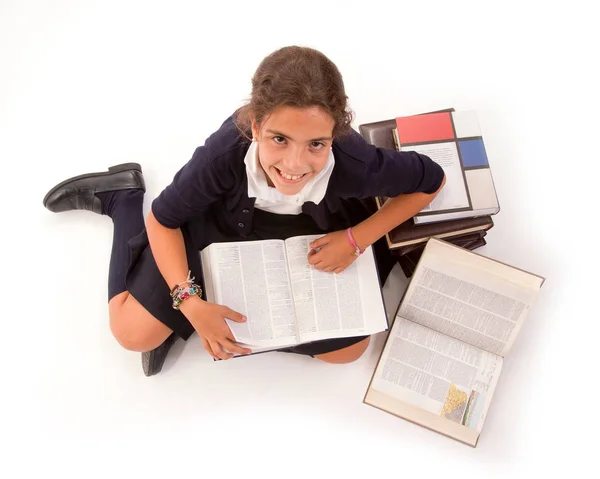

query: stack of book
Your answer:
[359,108,500,277]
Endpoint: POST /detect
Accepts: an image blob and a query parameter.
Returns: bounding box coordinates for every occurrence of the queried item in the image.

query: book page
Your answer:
[201,240,299,348]
[369,318,502,434]
[285,235,388,343]
[399,238,543,356]
[402,142,470,212]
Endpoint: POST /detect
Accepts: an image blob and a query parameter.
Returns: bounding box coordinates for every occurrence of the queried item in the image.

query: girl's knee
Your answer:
[108,294,170,352]
[314,337,370,364]
[109,311,152,352]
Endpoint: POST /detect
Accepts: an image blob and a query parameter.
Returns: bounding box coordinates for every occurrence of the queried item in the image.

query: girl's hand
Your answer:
[307,230,360,274]
[180,297,252,360]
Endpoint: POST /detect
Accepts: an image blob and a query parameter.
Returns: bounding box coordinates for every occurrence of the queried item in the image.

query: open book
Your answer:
[363,238,544,446]
[200,235,388,354]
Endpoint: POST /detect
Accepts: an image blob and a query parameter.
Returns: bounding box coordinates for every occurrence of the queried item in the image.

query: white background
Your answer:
[1,1,598,477]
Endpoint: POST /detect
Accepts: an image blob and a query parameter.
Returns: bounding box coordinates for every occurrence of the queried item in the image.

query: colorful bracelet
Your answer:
[346,228,364,257]
[171,283,202,310]
[170,270,203,310]
[170,270,195,296]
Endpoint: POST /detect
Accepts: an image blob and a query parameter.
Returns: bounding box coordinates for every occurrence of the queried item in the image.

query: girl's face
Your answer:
[251,106,335,196]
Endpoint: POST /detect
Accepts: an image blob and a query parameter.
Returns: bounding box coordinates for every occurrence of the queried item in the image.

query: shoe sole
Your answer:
[142,333,178,377]
[141,350,155,376]
[42,163,143,208]
[142,349,165,377]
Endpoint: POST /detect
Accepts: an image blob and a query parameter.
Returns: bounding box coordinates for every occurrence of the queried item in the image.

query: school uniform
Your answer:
[125,114,444,357]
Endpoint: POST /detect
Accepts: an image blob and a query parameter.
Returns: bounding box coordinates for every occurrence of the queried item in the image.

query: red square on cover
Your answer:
[395,112,455,144]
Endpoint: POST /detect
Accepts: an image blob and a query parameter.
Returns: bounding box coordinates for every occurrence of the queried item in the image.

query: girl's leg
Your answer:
[280,335,372,363]
[97,185,175,352]
[108,291,172,351]
[44,164,174,358]
[313,337,371,364]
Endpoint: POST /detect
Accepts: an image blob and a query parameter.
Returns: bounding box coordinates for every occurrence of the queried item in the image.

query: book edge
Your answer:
[363,389,479,447]
[427,237,546,285]
[388,223,493,248]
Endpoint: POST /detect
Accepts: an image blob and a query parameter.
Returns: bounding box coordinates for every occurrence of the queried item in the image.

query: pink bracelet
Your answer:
[346,228,363,257]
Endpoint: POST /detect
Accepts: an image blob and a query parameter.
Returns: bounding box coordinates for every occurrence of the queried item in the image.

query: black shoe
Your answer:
[43,163,146,214]
[142,333,178,377]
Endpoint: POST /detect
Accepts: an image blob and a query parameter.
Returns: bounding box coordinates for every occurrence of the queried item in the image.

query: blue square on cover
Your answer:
[458,139,489,168]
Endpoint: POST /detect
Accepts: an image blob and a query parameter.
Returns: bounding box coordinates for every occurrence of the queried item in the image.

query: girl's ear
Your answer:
[251,119,260,141]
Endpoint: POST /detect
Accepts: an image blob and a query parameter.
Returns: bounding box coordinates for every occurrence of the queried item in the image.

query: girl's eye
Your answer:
[311,142,325,149]
[273,136,286,144]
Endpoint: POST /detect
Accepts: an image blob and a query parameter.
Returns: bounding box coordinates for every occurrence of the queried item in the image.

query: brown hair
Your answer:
[235,46,354,140]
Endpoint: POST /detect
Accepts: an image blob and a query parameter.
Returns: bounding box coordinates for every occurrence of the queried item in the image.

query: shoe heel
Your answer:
[109,163,142,173]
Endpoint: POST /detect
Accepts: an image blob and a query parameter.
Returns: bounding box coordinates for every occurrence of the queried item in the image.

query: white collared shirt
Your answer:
[244,140,335,215]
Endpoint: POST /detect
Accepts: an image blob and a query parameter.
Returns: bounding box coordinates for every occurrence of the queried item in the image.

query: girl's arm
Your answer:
[145,209,252,360]
[352,174,446,251]
[307,175,446,273]
[145,209,192,296]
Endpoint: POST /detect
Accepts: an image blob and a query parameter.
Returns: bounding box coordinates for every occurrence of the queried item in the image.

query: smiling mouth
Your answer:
[274,167,308,182]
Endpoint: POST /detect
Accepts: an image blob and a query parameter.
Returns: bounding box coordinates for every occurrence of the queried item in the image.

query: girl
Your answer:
[43,46,445,376]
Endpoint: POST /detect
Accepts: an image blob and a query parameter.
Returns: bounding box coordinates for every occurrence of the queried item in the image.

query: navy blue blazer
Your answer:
[151,115,444,236]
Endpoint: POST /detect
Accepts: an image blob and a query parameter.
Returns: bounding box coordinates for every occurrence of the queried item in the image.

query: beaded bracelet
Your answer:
[170,270,203,310]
